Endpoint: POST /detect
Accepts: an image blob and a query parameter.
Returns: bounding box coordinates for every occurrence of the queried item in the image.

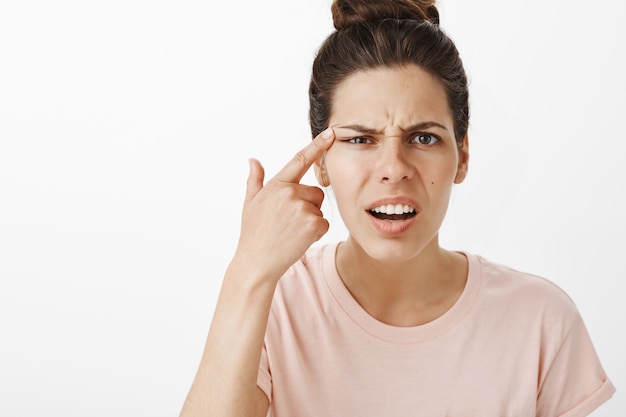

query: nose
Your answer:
[377,140,414,183]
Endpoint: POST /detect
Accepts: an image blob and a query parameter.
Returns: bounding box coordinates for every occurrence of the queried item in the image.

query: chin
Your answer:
[353,235,435,265]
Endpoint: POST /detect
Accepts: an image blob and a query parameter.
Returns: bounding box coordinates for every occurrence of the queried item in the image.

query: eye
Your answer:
[412,133,439,145]
[346,136,373,144]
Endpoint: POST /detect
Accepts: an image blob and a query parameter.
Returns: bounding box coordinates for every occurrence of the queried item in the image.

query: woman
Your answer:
[180,0,614,415]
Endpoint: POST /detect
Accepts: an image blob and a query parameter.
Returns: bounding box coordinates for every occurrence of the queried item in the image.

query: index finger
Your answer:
[274,128,335,183]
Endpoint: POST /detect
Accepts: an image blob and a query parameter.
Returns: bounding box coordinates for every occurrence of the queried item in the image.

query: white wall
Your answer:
[0,0,623,415]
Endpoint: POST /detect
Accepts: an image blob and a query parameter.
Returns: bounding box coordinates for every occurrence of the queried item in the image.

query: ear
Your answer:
[314,153,331,187]
[454,134,469,184]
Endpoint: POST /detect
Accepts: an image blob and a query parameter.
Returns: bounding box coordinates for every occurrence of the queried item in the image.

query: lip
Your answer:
[366,196,420,236]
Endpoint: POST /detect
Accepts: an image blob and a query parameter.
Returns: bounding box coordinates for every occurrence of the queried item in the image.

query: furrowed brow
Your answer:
[336,121,448,134]
[336,124,381,134]
[400,121,448,132]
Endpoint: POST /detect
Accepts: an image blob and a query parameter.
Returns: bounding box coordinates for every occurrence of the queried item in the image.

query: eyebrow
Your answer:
[336,121,448,134]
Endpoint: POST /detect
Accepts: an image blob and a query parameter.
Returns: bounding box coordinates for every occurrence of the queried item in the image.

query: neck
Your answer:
[335,237,467,327]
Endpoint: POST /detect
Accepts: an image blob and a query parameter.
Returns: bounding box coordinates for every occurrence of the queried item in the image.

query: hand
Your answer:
[232,128,335,283]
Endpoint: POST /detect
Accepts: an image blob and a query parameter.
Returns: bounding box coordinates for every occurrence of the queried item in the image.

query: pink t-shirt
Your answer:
[257,243,614,416]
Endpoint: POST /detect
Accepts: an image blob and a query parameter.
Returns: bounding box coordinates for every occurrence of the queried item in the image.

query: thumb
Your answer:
[244,158,265,205]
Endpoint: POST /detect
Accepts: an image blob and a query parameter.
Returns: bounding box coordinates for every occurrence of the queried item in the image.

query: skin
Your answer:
[180,64,469,416]
[316,64,470,326]
[179,129,335,417]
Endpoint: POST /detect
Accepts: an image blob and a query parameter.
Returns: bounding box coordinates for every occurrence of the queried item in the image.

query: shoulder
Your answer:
[471,254,581,333]
[475,254,577,307]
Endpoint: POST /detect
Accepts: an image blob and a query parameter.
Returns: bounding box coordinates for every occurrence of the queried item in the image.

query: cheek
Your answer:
[422,161,459,199]
[324,151,357,185]
[423,154,459,182]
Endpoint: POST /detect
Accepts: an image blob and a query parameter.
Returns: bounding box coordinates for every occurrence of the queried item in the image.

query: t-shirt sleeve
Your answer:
[257,343,272,404]
[536,313,615,417]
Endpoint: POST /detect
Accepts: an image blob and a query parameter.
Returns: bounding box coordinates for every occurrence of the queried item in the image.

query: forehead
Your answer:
[329,65,452,127]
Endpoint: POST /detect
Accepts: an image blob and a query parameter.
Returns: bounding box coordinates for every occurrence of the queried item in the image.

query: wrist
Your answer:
[222,257,281,299]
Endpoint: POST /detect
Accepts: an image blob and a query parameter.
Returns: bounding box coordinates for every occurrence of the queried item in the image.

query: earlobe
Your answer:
[454,134,470,184]
[314,156,331,187]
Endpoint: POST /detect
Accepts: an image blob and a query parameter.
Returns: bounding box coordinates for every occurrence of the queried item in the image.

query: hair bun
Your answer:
[331,0,439,30]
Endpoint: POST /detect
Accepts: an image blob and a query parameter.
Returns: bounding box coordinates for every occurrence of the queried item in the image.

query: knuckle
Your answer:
[312,187,325,201]
[269,182,293,198]
[304,214,327,234]
[313,218,330,240]
[293,198,309,213]
[283,185,299,199]
[300,218,317,236]
[292,150,310,171]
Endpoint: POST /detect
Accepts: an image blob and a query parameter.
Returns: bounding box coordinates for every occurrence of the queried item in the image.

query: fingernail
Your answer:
[321,128,333,140]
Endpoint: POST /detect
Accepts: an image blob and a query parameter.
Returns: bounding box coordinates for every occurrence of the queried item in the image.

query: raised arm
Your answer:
[179,128,335,417]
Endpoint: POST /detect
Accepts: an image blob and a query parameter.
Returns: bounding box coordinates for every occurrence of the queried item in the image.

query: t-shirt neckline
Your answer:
[321,242,482,344]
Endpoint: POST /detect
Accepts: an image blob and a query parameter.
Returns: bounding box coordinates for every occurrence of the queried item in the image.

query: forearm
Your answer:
[179,263,277,417]
[180,129,334,416]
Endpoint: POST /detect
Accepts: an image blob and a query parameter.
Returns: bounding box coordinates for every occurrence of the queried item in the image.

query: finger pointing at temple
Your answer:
[274,128,335,184]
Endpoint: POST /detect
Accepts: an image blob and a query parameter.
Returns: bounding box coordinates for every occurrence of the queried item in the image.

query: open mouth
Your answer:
[368,204,417,221]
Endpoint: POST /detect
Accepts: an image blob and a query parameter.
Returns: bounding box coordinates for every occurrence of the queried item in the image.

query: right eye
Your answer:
[346,136,372,144]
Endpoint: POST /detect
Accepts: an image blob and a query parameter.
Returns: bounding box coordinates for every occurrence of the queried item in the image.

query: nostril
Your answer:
[381,175,410,182]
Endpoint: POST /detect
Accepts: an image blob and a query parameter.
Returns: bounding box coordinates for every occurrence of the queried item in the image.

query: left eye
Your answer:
[412,134,438,145]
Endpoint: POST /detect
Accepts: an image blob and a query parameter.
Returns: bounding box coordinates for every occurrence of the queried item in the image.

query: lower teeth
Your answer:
[370,212,414,220]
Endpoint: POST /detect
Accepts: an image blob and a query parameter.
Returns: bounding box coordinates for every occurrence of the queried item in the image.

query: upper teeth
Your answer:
[371,204,415,214]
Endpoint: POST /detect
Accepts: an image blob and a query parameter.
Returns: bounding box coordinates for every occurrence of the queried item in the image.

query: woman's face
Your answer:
[317,64,469,263]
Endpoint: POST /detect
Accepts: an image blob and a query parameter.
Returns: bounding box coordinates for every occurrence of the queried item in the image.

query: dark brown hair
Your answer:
[309,0,469,143]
